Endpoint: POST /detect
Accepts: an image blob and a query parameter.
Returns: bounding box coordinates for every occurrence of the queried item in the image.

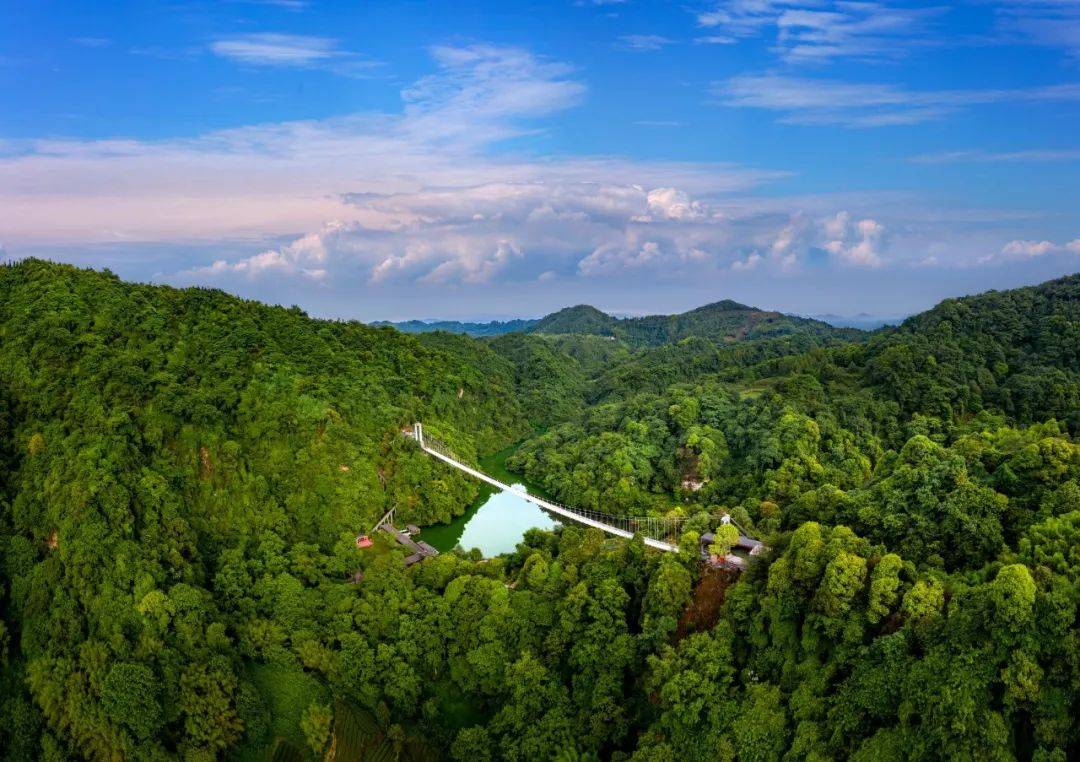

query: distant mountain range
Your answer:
[809,313,906,330]
[377,299,864,346]
[373,318,537,337]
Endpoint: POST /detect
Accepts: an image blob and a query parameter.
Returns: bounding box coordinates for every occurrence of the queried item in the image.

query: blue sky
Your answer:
[2,0,1078,320]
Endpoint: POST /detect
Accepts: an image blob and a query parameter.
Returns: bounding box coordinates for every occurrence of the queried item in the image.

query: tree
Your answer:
[866,554,903,624]
[642,554,692,647]
[989,564,1036,630]
[301,702,333,757]
[100,662,163,741]
[1019,510,1080,581]
[179,661,243,755]
[708,523,741,559]
[733,684,789,762]
[452,726,494,762]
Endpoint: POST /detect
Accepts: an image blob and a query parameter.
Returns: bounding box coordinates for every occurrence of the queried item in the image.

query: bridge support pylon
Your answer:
[413,422,423,447]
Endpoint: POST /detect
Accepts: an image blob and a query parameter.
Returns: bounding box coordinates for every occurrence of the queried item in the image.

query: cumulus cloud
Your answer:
[725,211,884,272]
[578,238,706,276]
[1003,239,1057,258]
[640,187,710,221]
[984,237,1080,262]
[198,229,331,280]
[4,43,812,288]
[5,40,1059,301]
[731,252,761,271]
[823,212,885,266]
[0,45,604,247]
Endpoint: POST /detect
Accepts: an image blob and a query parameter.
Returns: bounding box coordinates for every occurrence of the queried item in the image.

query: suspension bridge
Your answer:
[404,422,683,552]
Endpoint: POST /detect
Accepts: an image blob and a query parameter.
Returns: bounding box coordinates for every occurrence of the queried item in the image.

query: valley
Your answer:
[0,260,1077,760]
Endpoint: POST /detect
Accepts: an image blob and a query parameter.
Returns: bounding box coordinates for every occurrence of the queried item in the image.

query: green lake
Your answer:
[420,444,561,556]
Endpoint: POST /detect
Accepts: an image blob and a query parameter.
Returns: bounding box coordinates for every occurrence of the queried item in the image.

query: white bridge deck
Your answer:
[406,424,678,552]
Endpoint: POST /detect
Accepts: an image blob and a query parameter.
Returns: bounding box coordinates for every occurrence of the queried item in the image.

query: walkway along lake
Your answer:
[420,443,560,556]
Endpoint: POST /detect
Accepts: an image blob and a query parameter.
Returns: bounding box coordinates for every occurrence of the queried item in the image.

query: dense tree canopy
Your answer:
[0,260,1077,760]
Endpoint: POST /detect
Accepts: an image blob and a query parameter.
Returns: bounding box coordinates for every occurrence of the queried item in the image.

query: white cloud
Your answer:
[716,74,1080,127]
[5,41,1067,296]
[992,1,1080,60]
[695,2,1080,66]
[211,33,337,65]
[823,212,885,266]
[768,217,803,271]
[642,187,710,220]
[617,34,674,51]
[1002,239,1057,258]
[578,239,670,276]
[4,40,817,292]
[909,148,1080,164]
[210,33,380,75]
[982,237,1080,263]
[697,0,790,36]
[731,252,762,271]
[198,229,330,280]
[0,45,617,249]
[697,1,939,63]
[401,44,585,146]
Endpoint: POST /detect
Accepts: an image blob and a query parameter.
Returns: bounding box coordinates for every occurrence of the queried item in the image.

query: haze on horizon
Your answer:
[2,0,1078,322]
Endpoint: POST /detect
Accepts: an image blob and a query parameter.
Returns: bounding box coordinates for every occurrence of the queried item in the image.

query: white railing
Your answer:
[409,428,683,552]
[370,507,397,534]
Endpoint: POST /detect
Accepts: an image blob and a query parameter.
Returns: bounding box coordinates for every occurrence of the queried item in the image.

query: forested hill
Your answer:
[808,273,1080,428]
[0,259,531,527]
[0,259,538,758]
[1,260,1078,761]
[376,298,860,346]
[528,300,860,346]
[512,273,1080,520]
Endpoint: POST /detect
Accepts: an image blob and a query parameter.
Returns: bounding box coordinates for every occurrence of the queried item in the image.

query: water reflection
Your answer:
[422,483,560,556]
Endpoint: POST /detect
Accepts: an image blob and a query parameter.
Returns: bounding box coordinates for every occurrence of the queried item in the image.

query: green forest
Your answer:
[380,298,861,348]
[1,259,1077,761]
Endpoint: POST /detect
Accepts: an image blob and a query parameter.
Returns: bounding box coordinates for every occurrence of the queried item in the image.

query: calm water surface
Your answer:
[420,445,560,556]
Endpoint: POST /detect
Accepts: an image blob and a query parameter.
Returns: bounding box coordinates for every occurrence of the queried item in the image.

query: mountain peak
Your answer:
[685,299,757,315]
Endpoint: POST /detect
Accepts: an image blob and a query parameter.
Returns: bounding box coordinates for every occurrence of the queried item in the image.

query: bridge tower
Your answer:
[413,422,424,447]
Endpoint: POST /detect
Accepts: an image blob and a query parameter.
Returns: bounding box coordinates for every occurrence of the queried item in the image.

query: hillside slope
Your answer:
[0,259,537,758]
[529,300,861,346]
[511,272,1080,519]
[859,274,1080,423]
[1,262,1076,762]
[378,299,861,348]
